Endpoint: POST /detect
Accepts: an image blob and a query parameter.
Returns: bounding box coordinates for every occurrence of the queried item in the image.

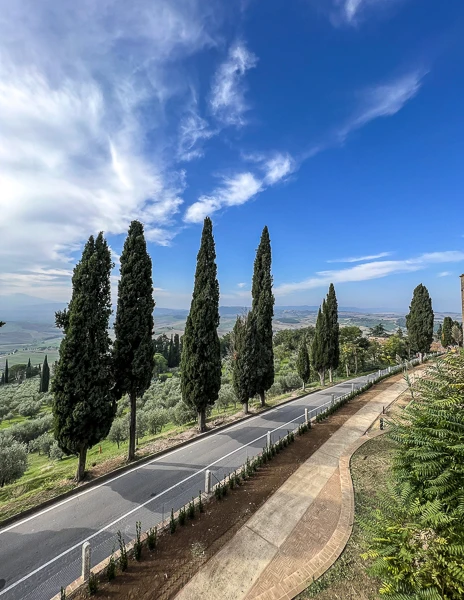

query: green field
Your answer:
[0,349,59,369]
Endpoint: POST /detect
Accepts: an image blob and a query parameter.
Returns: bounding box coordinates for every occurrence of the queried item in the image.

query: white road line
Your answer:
[0,377,363,535]
[0,409,313,597]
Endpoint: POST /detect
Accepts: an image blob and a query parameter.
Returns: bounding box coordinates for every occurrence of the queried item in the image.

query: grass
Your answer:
[0,349,60,368]
[296,435,396,600]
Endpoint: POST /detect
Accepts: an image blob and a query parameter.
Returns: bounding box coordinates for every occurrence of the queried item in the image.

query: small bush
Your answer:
[229,473,235,489]
[88,572,98,595]
[60,587,66,600]
[107,548,116,581]
[170,508,176,534]
[188,498,195,519]
[221,479,227,496]
[134,521,142,561]
[214,484,222,500]
[179,506,187,526]
[117,530,128,571]
[147,527,157,551]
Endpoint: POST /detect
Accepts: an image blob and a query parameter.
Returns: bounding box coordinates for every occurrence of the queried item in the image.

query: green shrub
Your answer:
[147,527,157,550]
[188,498,195,519]
[170,508,176,533]
[117,530,128,571]
[178,506,187,525]
[107,548,116,581]
[198,491,204,513]
[134,521,142,561]
[88,572,98,595]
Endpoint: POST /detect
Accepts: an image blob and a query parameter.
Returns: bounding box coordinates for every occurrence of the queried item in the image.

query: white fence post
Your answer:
[82,541,91,583]
[267,430,271,448]
[305,408,309,423]
[205,469,212,494]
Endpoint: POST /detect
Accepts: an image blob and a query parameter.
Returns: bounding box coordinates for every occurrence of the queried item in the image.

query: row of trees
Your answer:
[439,316,463,347]
[0,357,50,391]
[153,334,181,368]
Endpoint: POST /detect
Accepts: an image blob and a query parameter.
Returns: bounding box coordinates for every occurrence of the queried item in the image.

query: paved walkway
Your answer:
[175,373,422,600]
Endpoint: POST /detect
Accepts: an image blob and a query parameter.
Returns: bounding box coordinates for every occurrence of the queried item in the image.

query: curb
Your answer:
[0,385,325,530]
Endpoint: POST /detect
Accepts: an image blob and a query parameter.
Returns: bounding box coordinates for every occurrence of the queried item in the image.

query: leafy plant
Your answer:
[179,505,187,525]
[88,571,98,595]
[147,526,157,550]
[107,547,116,581]
[117,530,128,571]
[134,521,142,561]
[198,491,204,513]
[170,508,176,534]
[188,498,195,519]
[60,587,66,600]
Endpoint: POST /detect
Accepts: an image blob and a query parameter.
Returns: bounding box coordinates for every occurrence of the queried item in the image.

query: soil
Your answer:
[73,374,405,600]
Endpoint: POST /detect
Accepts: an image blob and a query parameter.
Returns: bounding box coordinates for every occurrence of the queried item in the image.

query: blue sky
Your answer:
[0,0,463,312]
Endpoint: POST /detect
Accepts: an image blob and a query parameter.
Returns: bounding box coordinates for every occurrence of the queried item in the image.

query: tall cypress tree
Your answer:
[181,217,221,432]
[113,221,155,461]
[26,358,32,379]
[4,359,8,384]
[232,312,259,414]
[251,226,275,406]
[326,283,339,383]
[296,334,311,391]
[40,355,50,393]
[173,334,180,367]
[441,316,453,348]
[311,302,329,386]
[52,233,115,481]
[167,336,175,368]
[406,284,434,361]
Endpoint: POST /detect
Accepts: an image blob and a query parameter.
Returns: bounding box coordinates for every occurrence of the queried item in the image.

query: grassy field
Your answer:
[296,435,396,600]
[0,349,60,368]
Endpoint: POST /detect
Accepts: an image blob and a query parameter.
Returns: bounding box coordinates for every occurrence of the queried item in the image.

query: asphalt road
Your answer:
[0,371,382,600]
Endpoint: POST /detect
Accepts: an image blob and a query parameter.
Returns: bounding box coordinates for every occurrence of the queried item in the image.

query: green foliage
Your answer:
[117,530,128,571]
[369,323,388,337]
[232,312,259,412]
[273,327,315,351]
[170,507,176,533]
[179,505,187,525]
[113,220,155,461]
[451,322,463,346]
[52,233,115,481]
[188,497,195,519]
[181,217,221,431]
[296,334,311,388]
[107,548,117,581]
[361,353,464,598]
[0,432,28,487]
[311,304,329,385]
[406,284,434,355]
[60,586,66,600]
[4,359,8,384]
[147,526,157,550]
[198,490,204,513]
[326,283,340,377]
[134,520,142,560]
[40,355,50,393]
[251,226,275,404]
[441,316,453,347]
[88,571,98,595]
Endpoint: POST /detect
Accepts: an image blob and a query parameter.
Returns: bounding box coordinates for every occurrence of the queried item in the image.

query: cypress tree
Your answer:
[167,336,175,368]
[326,283,339,383]
[296,334,311,391]
[1,373,4,385]
[173,334,180,367]
[40,355,50,393]
[52,233,115,481]
[232,312,259,414]
[181,217,221,432]
[26,358,32,379]
[311,302,329,386]
[251,226,275,407]
[4,359,8,384]
[406,284,434,361]
[113,221,155,461]
[441,316,453,348]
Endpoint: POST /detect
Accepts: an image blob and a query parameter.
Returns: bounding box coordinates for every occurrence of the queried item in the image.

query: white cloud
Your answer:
[237,282,247,288]
[332,0,405,26]
[0,0,224,298]
[275,251,464,296]
[337,71,426,142]
[210,42,258,126]
[438,271,451,277]
[177,109,216,161]
[184,151,295,222]
[327,252,392,263]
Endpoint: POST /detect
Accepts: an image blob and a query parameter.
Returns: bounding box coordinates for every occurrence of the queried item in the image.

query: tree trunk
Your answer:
[328,367,333,383]
[128,391,137,461]
[354,352,358,374]
[319,370,325,386]
[303,382,306,391]
[198,408,206,432]
[419,352,423,363]
[259,390,266,407]
[243,401,249,415]
[76,444,87,482]
[346,364,349,378]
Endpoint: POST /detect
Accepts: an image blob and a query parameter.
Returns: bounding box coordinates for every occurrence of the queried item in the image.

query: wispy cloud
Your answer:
[275,251,464,296]
[237,282,247,288]
[332,0,406,26]
[438,271,452,277]
[210,42,258,126]
[337,71,426,142]
[184,151,295,223]
[0,0,223,298]
[327,252,392,263]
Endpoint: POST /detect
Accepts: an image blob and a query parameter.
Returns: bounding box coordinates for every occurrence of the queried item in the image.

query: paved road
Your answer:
[0,372,382,600]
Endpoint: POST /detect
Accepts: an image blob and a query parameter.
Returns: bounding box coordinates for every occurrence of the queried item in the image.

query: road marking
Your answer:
[0,376,365,536]
[0,405,327,598]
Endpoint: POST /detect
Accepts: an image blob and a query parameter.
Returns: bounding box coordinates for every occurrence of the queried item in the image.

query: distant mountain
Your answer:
[0,294,65,323]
